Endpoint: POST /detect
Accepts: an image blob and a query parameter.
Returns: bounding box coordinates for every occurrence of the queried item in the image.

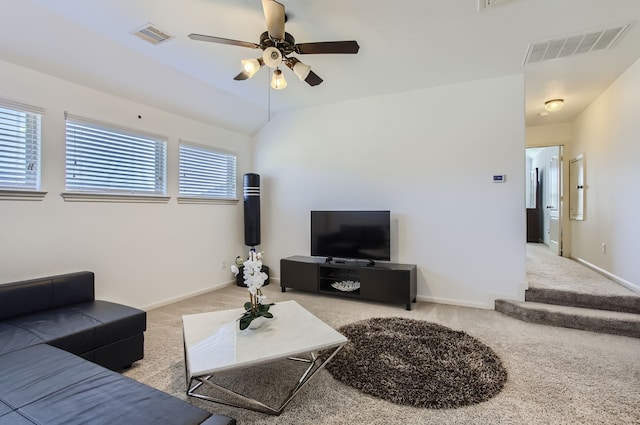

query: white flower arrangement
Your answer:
[231,249,273,330]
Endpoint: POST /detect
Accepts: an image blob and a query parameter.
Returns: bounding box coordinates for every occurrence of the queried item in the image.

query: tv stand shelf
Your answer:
[280,256,417,310]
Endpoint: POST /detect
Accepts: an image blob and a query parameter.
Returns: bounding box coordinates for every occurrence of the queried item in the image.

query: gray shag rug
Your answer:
[324,317,507,409]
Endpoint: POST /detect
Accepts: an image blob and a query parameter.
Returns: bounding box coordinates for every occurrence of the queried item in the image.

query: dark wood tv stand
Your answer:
[280,256,417,310]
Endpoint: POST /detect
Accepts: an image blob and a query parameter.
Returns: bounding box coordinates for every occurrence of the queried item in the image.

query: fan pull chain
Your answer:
[267,70,271,122]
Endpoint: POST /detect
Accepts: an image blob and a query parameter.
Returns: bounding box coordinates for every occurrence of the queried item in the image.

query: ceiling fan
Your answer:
[188,0,359,89]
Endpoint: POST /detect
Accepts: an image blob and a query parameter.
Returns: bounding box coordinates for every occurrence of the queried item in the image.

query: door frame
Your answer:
[525,145,565,256]
[546,147,562,255]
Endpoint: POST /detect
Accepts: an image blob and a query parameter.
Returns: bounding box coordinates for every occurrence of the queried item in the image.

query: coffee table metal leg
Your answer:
[186,343,345,416]
[188,377,280,415]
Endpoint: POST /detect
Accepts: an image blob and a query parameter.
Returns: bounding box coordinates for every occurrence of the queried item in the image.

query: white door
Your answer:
[546,148,562,255]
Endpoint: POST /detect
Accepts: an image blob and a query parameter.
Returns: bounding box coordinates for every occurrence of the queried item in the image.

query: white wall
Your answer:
[0,60,251,309]
[570,57,640,291]
[526,123,573,148]
[254,74,526,308]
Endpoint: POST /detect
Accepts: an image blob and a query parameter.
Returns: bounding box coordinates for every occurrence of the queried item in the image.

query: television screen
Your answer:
[311,210,391,261]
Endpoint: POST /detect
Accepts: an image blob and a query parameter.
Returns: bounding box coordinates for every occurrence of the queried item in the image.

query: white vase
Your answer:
[248,316,266,329]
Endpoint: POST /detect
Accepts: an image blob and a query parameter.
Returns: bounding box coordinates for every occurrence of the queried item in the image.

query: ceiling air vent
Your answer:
[524,23,631,65]
[478,0,514,12]
[132,24,172,45]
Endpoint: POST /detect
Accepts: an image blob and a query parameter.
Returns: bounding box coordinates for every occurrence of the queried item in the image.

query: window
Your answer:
[64,114,167,201]
[0,99,43,195]
[178,142,237,203]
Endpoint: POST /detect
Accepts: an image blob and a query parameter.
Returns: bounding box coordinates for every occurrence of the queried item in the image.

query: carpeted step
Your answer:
[495,299,640,338]
[525,287,640,314]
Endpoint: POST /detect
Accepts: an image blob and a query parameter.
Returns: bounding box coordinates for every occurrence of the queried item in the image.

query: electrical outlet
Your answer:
[601,243,606,254]
[221,260,227,269]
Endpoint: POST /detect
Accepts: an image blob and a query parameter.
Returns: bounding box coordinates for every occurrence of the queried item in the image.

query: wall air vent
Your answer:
[478,0,514,12]
[132,24,172,45]
[524,23,631,65]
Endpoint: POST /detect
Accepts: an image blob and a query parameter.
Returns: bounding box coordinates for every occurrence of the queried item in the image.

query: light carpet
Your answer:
[526,243,638,296]
[124,283,640,424]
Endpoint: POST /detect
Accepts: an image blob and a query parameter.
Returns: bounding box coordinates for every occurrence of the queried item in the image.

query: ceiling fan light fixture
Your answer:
[292,60,311,81]
[271,69,287,89]
[544,98,564,112]
[263,46,283,68]
[285,57,313,83]
[241,58,264,78]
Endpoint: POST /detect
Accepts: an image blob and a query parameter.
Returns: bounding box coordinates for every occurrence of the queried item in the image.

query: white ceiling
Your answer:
[1,0,640,135]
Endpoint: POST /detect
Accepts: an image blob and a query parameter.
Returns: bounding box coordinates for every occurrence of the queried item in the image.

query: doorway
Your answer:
[526,146,563,255]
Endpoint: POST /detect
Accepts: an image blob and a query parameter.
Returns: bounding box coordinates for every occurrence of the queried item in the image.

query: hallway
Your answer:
[495,243,640,337]
[526,243,638,296]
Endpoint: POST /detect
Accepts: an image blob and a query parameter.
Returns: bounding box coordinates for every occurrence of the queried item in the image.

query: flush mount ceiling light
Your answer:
[544,99,564,112]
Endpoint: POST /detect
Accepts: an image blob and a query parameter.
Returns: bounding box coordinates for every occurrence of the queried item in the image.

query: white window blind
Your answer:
[0,100,42,191]
[65,114,167,195]
[179,142,237,199]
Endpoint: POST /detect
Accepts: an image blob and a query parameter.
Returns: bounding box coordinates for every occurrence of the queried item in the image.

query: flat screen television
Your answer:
[311,210,391,261]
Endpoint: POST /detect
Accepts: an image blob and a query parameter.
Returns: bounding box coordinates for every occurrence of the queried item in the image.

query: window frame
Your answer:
[62,113,169,203]
[0,99,46,201]
[177,140,238,205]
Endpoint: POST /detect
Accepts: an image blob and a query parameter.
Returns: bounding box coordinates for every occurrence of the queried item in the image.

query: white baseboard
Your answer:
[571,256,640,294]
[416,295,493,310]
[140,280,235,311]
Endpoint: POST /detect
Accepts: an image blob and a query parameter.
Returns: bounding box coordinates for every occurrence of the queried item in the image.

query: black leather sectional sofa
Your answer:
[0,272,235,425]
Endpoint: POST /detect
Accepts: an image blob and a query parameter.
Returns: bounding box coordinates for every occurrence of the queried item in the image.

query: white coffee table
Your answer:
[182,300,347,415]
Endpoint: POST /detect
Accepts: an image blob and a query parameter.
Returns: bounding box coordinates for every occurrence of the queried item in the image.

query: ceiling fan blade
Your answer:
[188,33,260,49]
[295,41,360,55]
[234,71,250,81]
[262,0,285,41]
[304,70,323,87]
